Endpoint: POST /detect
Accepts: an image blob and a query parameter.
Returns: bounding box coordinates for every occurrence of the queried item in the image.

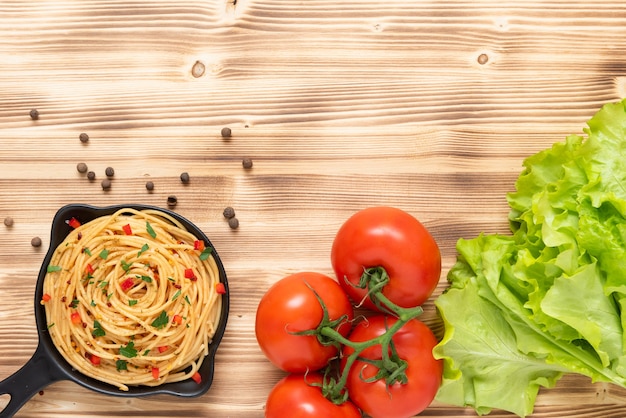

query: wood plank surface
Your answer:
[1,0,626,416]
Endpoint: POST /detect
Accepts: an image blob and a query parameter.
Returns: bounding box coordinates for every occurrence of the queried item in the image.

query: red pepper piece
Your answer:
[67,217,81,229]
[157,345,169,353]
[122,223,133,235]
[85,263,95,274]
[71,312,81,325]
[193,240,205,251]
[184,268,196,281]
[152,367,160,379]
[191,371,202,384]
[215,283,226,294]
[172,314,183,325]
[121,277,135,292]
[41,293,52,303]
[89,354,101,366]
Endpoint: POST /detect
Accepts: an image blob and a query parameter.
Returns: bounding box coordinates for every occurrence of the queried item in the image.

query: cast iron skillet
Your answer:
[0,204,230,417]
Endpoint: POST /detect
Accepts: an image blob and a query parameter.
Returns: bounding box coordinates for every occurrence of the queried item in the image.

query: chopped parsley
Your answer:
[146,221,157,238]
[69,299,79,309]
[92,320,106,337]
[119,341,138,358]
[137,243,149,257]
[129,299,138,306]
[172,290,181,301]
[151,310,169,329]
[121,259,132,272]
[99,248,110,260]
[199,247,213,261]
[84,248,92,256]
[116,359,128,371]
[184,295,191,305]
[47,265,62,273]
[138,275,152,283]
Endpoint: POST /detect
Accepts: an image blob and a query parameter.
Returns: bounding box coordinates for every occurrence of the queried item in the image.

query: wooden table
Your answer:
[2,1,626,417]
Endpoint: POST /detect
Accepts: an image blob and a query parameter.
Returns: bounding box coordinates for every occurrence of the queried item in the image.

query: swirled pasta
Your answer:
[41,208,223,391]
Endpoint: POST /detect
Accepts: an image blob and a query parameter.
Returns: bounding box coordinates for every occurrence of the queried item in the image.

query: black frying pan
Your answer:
[0,204,230,417]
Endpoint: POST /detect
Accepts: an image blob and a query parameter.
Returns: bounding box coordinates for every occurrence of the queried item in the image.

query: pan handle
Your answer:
[0,343,64,417]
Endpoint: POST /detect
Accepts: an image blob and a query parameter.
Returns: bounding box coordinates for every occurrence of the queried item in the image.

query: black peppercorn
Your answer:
[79,133,89,143]
[31,236,42,247]
[167,195,178,207]
[76,162,88,173]
[221,127,232,138]
[228,217,239,229]
[242,158,253,169]
[146,181,154,191]
[87,171,96,181]
[29,109,39,120]
[101,179,111,190]
[105,167,114,177]
[3,217,14,227]
[223,206,235,219]
[180,172,190,184]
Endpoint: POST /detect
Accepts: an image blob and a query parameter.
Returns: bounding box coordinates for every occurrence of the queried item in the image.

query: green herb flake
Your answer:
[98,281,109,289]
[99,248,110,260]
[84,247,92,256]
[184,295,191,306]
[119,341,137,358]
[90,300,96,307]
[146,221,157,238]
[47,323,55,329]
[92,320,106,337]
[137,243,149,257]
[199,247,213,261]
[121,259,132,272]
[139,275,152,283]
[116,359,128,371]
[47,265,62,273]
[69,299,79,309]
[129,299,138,306]
[143,349,150,356]
[151,310,169,329]
[172,290,181,301]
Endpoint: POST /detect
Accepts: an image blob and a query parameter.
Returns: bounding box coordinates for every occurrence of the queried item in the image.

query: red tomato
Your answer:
[255,272,354,373]
[341,315,442,418]
[265,373,361,418]
[331,206,441,311]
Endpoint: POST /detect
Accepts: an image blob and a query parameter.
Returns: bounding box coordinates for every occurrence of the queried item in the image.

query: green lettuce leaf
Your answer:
[434,99,626,416]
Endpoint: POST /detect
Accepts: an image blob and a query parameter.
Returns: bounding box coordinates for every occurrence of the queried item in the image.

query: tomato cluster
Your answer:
[255,207,443,418]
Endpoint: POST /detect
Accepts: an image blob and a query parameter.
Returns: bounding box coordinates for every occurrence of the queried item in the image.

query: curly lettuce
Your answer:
[434,99,626,417]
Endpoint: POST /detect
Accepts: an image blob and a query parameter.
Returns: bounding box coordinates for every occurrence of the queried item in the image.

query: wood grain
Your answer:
[1,0,626,416]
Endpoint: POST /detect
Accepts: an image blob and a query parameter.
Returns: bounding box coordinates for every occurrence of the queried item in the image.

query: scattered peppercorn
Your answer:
[221,127,232,138]
[223,206,235,219]
[3,217,14,227]
[228,217,239,229]
[101,179,112,190]
[146,181,154,191]
[242,158,253,169]
[167,195,178,207]
[87,171,96,181]
[76,162,88,173]
[79,133,89,143]
[31,236,42,247]
[38,390,44,396]
[180,172,190,184]
[29,109,39,120]
[105,167,114,177]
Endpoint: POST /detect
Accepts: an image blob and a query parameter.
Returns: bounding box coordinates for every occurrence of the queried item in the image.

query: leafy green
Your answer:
[434,100,626,417]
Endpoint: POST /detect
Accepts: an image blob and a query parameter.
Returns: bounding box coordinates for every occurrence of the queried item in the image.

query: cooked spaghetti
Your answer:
[41,208,223,391]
